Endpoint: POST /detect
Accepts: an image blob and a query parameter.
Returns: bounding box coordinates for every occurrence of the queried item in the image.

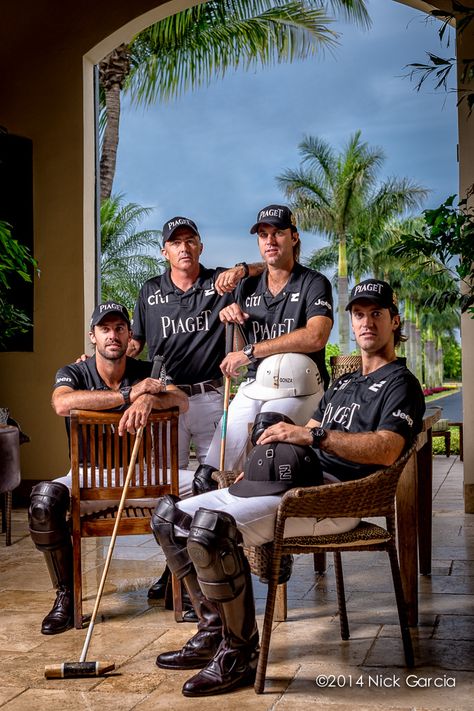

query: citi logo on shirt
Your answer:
[245,295,262,307]
[392,409,413,427]
[148,290,169,305]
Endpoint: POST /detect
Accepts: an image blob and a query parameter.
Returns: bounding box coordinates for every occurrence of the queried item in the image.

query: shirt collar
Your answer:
[160,264,212,296]
[254,262,305,295]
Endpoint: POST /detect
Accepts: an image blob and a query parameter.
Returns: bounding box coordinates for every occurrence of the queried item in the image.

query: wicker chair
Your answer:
[215,443,416,693]
[330,354,362,381]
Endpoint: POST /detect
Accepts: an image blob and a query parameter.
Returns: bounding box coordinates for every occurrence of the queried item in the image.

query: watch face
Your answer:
[121,386,132,404]
[311,427,326,447]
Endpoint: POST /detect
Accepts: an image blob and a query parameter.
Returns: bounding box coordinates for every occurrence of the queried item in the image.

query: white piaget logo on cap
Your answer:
[259,208,284,220]
[354,282,383,295]
[167,218,194,231]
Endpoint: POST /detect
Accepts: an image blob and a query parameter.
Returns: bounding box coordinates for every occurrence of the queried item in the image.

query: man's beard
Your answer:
[97,343,127,360]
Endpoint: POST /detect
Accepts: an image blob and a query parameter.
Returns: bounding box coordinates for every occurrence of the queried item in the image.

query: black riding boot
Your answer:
[156,572,222,670]
[147,565,170,599]
[29,482,74,635]
[151,495,223,669]
[182,508,259,697]
[192,464,218,495]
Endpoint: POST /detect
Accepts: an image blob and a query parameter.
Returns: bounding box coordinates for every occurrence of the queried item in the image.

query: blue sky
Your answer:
[114,0,458,272]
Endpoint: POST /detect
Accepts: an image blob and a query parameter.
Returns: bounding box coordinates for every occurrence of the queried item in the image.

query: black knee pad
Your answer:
[151,494,193,579]
[187,508,247,603]
[250,412,295,446]
[28,481,70,550]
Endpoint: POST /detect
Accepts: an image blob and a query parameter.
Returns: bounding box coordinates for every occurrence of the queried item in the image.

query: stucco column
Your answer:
[457,18,474,512]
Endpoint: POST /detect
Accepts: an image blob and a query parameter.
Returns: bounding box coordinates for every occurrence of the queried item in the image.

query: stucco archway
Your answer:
[0,0,472,512]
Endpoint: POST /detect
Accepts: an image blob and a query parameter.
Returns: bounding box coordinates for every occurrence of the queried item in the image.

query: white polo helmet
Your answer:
[244,353,322,401]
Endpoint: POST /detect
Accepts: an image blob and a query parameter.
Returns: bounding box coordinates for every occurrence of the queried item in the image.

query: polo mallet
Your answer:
[219,323,236,470]
[44,356,164,679]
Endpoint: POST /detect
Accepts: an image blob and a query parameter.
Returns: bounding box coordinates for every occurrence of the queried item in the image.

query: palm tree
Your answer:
[99,0,370,200]
[100,194,165,310]
[278,131,427,353]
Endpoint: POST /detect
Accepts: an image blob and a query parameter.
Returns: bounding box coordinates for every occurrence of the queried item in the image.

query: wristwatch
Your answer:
[235,261,249,278]
[120,386,132,406]
[309,427,327,449]
[243,343,258,363]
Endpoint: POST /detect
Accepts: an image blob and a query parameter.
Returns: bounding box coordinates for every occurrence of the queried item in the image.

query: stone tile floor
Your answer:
[0,455,472,710]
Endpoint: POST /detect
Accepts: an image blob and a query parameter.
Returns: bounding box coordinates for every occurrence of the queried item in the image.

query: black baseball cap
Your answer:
[345,279,398,313]
[90,302,131,329]
[162,216,200,243]
[250,204,297,234]
[229,442,323,498]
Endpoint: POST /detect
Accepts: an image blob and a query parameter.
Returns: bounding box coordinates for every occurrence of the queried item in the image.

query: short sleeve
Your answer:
[304,272,334,323]
[376,375,425,443]
[53,364,83,390]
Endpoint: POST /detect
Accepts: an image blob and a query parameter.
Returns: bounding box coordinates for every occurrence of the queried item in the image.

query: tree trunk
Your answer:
[425,324,435,389]
[435,336,443,387]
[338,236,350,354]
[99,45,131,201]
[414,312,423,385]
[100,83,121,201]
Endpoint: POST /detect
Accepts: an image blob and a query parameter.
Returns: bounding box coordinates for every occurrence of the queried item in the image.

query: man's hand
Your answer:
[257,422,313,447]
[215,266,246,296]
[127,338,144,358]
[233,471,245,484]
[130,377,166,402]
[75,354,90,363]
[220,351,249,378]
[219,303,249,326]
[118,394,154,435]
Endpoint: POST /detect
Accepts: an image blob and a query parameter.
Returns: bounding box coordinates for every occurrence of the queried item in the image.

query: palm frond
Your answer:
[100,194,165,308]
[127,1,341,105]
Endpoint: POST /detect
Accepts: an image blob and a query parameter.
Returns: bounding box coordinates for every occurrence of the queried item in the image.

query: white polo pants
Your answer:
[176,485,360,547]
[177,387,224,467]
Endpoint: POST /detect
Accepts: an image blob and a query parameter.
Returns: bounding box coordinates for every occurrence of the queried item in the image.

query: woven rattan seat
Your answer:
[214,443,417,693]
[330,354,362,381]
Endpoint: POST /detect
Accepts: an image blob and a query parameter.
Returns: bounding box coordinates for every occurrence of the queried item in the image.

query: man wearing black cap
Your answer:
[258,278,425,481]
[129,216,263,473]
[129,216,264,601]
[203,204,333,472]
[28,301,189,635]
[149,278,425,697]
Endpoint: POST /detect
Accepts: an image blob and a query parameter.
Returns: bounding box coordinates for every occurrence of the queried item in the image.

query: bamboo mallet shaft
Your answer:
[44,425,145,678]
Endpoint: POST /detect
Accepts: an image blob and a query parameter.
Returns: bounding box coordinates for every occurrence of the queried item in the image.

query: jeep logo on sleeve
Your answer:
[392,409,413,427]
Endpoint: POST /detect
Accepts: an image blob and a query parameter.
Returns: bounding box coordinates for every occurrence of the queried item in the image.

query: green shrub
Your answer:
[432,426,461,456]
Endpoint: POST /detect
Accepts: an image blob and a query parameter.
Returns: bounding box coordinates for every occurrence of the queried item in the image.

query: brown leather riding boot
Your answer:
[182,558,259,696]
[156,572,223,670]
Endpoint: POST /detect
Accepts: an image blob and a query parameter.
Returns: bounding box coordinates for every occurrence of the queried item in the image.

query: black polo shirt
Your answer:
[132,265,232,385]
[53,355,152,400]
[235,263,333,386]
[53,355,153,459]
[315,358,425,481]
